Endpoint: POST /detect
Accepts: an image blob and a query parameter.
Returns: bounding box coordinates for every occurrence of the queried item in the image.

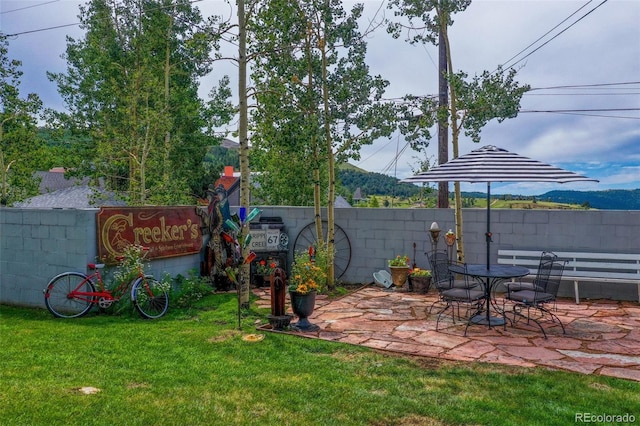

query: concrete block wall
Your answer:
[1,207,639,308]
[0,209,96,308]
[0,208,199,308]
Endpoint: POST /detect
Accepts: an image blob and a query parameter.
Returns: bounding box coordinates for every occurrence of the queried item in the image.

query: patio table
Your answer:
[448,264,530,328]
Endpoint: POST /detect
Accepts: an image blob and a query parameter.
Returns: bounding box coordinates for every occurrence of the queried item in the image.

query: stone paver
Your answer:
[598,367,640,382]
[254,286,640,382]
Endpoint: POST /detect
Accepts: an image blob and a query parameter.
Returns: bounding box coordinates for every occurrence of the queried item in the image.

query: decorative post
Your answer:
[445,229,456,265]
[267,268,292,330]
[429,221,441,253]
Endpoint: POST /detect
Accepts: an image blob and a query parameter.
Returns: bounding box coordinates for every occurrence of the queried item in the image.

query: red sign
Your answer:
[97,207,202,262]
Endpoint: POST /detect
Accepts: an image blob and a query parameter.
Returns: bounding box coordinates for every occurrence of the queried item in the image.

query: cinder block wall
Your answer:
[1,207,639,308]
[0,208,199,308]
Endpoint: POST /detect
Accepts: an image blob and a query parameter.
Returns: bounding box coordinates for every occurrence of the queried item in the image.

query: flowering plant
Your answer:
[289,245,328,294]
[256,259,277,275]
[410,267,432,278]
[388,255,410,267]
[110,244,149,287]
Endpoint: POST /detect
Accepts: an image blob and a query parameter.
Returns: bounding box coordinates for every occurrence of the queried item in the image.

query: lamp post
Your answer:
[429,221,441,253]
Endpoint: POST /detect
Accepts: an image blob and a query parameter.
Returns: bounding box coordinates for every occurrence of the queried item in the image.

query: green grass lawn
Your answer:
[1,293,638,425]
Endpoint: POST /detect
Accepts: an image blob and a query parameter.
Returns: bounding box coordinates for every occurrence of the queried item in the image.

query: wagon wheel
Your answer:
[293,221,352,279]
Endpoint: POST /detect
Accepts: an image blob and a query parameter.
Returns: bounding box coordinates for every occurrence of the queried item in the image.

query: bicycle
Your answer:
[43,247,169,319]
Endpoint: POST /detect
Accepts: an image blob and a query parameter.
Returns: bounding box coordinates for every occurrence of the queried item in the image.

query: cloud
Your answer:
[2,0,639,194]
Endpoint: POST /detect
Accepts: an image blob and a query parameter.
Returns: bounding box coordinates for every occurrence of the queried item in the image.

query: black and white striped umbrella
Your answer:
[402,145,597,184]
[402,145,598,268]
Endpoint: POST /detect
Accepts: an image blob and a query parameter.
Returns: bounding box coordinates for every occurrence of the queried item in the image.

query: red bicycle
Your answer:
[44,248,169,319]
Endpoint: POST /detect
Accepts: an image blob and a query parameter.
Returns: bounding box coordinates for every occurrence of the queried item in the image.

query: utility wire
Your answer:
[0,0,59,15]
[499,0,595,70]
[525,81,640,97]
[499,0,609,71]
[529,81,640,91]
[3,0,205,37]
[538,111,640,120]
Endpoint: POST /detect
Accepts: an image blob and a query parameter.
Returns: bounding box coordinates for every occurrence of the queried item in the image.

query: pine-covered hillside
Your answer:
[338,169,421,199]
[539,189,640,210]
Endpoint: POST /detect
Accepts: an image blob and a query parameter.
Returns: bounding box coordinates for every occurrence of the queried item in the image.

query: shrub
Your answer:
[172,270,214,308]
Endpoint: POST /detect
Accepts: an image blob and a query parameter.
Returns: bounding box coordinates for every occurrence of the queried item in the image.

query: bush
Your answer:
[172,270,214,308]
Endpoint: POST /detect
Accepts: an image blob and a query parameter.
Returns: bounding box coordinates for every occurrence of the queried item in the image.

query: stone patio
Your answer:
[254,285,640,382]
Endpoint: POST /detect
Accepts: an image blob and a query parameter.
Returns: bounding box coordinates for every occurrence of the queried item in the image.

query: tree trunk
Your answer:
[319,21,336,289]
[238,0,250,308]
[440,8,465,263]
[437,24,449,209]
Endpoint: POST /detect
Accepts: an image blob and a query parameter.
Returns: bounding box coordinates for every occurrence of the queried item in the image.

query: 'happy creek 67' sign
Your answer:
[97,207,202,262]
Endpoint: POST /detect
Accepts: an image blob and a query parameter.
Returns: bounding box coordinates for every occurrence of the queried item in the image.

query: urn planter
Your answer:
[389,266,410,286]
[289,290,319,332]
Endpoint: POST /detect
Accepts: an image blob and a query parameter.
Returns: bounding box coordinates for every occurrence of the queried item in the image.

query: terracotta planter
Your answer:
[389,266,409,286]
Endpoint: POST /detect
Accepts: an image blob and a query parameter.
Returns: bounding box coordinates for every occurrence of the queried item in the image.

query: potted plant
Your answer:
[388,255,410,286]
[288,246,327,331]
[256,259,277,276]
[254,258,278,287]
[408,267,432,294]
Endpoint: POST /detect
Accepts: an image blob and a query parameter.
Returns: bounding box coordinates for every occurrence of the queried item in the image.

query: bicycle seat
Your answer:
[87,263,105,270]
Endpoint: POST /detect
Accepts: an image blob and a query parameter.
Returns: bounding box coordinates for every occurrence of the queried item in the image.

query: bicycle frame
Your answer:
[66,264,138,305]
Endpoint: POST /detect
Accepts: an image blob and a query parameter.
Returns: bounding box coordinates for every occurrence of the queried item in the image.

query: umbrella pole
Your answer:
[486,182,491,269]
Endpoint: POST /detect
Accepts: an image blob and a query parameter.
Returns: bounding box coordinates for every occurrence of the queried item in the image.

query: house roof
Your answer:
[14,185,125,209]
[353,187,364,201]
[220,138,239,149]
[215,175,240,194]
[35,170,89,193]
[335,195,351,208]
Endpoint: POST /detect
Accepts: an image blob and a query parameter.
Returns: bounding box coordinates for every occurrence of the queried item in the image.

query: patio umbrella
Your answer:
[402,145,598,269]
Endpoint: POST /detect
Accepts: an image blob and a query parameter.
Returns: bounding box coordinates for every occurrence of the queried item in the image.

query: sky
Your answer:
[1,0,639,196]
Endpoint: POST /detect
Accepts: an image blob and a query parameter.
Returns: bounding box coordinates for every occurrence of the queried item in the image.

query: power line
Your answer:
[529,81,640,91]
[3,0,206,38]
[526,93,640,96]
[0,0,59,15]
[499,0,595,69]
[520,108,640,120]
[499,0,609,70]
[5,22,80,37]
[521,108,640,112]
[537,111,640,120]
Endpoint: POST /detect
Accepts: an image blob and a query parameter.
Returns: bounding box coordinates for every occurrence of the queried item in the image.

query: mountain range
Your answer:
[339,168,640,210]
[536,189,640,210]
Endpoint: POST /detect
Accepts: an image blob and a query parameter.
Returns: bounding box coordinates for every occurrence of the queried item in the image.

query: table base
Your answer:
[470,314,505,327]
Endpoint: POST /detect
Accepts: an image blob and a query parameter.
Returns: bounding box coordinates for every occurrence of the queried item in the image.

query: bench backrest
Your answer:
[498,250,640,281]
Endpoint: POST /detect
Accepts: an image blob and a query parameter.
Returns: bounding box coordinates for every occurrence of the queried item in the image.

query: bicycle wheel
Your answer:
[44,272,96,318]
[131,276,169,319]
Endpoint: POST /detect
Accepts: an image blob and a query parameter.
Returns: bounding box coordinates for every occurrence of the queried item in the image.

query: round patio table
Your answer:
[448,264,530,327]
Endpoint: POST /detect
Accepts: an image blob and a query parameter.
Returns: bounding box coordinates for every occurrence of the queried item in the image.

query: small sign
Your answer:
[249,229,281,251]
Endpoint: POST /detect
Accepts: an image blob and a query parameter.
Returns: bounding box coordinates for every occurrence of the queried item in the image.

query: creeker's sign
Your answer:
[97,207,202,262]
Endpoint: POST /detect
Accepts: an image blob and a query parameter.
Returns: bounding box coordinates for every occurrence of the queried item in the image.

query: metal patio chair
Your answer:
[504,251,558,294]
[427,250,478,316]
[434,262,486,336]
[504,259,568,338]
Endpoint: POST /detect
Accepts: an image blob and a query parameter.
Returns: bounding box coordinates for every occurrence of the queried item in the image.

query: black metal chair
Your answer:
[504,259,567,338]
[429,253,486,336]
[428,251,479,290]
[427,250,478,316]
[504,251,558,294]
